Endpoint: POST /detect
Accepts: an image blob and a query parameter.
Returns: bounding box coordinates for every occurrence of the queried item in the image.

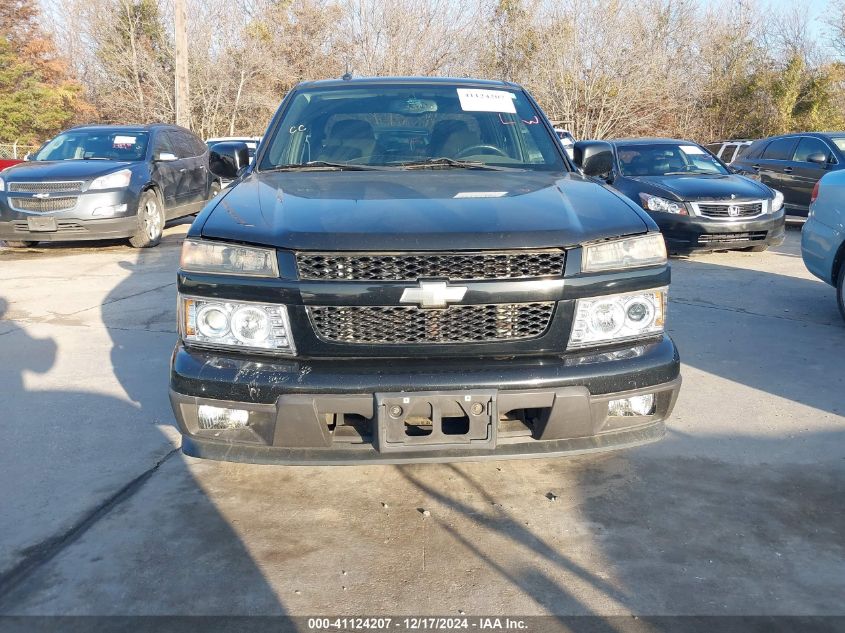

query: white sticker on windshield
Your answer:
[454,191,508,198]
[457,89,516,114]
[113,135,136,148]
[680,145,706,155]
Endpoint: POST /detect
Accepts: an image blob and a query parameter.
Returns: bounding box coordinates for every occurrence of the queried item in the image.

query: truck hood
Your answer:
[199,170,650,251]
[1,160,135,182]
[628,173,772,202]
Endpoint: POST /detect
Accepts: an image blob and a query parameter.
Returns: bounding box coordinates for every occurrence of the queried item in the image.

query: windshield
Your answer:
[35,130,149,161]
[617,143,729,176]
[259,84,566,171]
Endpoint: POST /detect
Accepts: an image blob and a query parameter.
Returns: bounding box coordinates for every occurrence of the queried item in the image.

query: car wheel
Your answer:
[3,240,38,248]
[746,245,768,253]
[129,189,164,248]
[837,263,845,322]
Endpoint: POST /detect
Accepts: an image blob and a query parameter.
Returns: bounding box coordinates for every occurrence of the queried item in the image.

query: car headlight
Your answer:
[639,193,687,215]
[771,189,784,212]
[180,295,296,354]
[89,168,132,190]
[582,233,667,273]
[0,176,5,192]
[568,287,666,349]
[180,238,279,277]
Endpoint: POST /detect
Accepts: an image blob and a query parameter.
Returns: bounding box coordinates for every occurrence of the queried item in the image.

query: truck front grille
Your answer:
[696,201,764,218]
[8,181,83,193]
[296,250,565,281]
[9,197,78,212]
[308,303,555,345]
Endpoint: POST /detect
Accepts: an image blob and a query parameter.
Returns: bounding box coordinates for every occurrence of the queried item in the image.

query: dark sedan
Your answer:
[731,132,845,221]
[0,124,219,248]
[573,138,785,254]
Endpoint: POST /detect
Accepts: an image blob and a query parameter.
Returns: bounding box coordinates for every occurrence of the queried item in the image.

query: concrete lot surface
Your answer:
[0,226,842,616]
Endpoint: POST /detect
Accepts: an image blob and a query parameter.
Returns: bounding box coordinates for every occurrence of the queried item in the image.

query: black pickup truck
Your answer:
[169,77,681,464]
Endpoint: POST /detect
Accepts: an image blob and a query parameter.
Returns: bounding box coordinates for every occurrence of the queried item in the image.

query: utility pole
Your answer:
[174,0,190,128]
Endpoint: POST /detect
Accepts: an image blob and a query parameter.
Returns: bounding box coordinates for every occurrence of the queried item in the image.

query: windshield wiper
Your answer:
[663,170,718,175]
[263,161,382,172]
[396,158,514,171]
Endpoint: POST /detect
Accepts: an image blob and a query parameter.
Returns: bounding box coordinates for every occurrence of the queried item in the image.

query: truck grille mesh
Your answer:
[308,303,555,345]
[10,197,78,212]
[296,251,565,281]
[8,181,83,193]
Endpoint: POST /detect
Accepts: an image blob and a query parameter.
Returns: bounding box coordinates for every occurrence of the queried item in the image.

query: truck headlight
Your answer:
[89,168,132,190]
[568,287,666,349]
[180,294,296,355]
[582,233,667,273]
[0,176,5,192]
[180,238,279,277]
[771,190,784,212]
[638,193,687,215]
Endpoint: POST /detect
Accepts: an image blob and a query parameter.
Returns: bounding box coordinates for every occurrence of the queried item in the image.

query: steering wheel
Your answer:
[455,144,509,159]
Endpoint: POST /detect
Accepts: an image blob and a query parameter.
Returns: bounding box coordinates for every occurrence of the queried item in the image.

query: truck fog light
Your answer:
[196,305,229,338]
[608,394,655,417]
[197,405,250,429]
[231,306,271,344]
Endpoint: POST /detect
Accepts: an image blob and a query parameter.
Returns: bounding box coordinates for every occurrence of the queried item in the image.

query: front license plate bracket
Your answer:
[376,390,497,453]
[26,216,58,232]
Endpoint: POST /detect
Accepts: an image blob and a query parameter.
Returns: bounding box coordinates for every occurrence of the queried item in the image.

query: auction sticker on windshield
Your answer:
[457,89,516,114]
[680,145,706,155]
[113,135,137,149]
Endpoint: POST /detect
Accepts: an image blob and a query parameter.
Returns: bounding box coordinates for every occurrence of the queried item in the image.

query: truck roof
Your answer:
[296,76,521,90]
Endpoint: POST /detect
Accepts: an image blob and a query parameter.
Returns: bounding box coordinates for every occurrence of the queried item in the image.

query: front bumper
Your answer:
[0,190,138,242]
[652,209,786,253]
[169,335,681,464]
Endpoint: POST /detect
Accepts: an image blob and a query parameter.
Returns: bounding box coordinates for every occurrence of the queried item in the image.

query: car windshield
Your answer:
[617,143,729,176]
[35,130,149,161]
[258,84,566,171]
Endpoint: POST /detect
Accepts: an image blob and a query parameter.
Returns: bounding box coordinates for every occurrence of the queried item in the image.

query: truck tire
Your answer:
[129,189,164,248]
[747,244,768,253]
[837,262,845,322]
[4,240,38,248]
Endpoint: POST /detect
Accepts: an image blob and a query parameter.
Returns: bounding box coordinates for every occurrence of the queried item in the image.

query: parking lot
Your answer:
[0,225,843,616]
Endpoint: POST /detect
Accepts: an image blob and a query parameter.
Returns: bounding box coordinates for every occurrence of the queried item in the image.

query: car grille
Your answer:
[696,201,764,218]
[308,302,555,344]
[12,220,86,233]
[8,181,83,193]
[9,197,78,212]
[296,250,565,281]
[698,231,767,244]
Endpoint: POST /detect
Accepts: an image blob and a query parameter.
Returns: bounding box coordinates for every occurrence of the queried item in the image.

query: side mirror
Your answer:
[573,140,615,180]
[807,152,828,166]
[156,152,178,162]
[209,141,249,180]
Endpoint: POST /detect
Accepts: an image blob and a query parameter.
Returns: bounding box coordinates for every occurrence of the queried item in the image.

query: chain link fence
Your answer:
[0,142,40,159]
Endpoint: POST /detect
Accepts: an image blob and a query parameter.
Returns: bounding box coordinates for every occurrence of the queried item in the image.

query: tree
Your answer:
[0,0,89,143]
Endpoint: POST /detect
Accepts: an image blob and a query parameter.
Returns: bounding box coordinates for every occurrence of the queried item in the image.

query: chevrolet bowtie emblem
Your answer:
[400,281,467,309]
[33,193,51,199]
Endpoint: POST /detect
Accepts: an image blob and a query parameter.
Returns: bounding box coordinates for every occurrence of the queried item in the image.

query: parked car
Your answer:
[731,132,845,221]
[573,138,785,254]
[554,128,576,158]
[0,124,219,248]
[168,76,681,464]
[704,139,753,164]
[801,170,845,320]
